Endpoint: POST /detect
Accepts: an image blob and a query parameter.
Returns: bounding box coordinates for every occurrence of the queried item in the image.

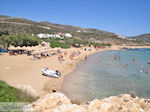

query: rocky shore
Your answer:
[24,92,150,112]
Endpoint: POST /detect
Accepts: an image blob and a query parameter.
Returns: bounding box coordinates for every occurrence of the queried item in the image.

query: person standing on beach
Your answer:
[64,51,67,57]
[85,54,87,60]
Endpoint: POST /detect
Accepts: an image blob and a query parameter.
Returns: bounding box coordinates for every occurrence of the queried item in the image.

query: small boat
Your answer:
[42,68,61,78]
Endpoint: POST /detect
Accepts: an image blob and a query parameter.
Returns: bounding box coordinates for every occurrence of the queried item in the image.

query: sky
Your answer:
[0,0,150,36]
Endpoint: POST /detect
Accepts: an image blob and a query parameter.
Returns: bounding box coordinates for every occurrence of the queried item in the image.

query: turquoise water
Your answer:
[62,48,150,102]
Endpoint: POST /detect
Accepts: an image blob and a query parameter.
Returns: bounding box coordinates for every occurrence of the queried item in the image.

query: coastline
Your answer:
[0,45,150,98]
[24,46,150,111]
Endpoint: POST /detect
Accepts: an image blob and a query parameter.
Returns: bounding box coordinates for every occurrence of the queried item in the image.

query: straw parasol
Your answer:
[9,46,16,50]
[26,46,35,51]
[21,46,27,50]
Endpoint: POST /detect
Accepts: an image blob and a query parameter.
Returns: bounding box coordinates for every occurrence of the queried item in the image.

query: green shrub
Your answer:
[50,39,70,48]
[92,42,112,47]
[0,33,40,48]
[0,80,37,102]
[64,38,89,46]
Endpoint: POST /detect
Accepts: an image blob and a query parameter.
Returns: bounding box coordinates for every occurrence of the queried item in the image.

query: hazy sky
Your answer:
[1,0,150,36]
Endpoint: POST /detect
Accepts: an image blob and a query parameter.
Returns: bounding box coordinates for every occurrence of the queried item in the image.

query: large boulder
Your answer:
[23,93,86,112]
[88,94,150,112]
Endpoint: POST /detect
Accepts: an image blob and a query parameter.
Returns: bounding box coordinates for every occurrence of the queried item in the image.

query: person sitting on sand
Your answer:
[60,55,65,61]
[51,84,56,93]
[58,56,62,63]
[69,54,73,60]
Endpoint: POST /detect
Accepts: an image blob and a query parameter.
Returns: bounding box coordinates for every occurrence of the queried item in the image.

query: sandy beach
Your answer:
[1,45,149,98]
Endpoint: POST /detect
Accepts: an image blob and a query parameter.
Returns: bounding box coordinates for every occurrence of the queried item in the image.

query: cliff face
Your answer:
[24,93,150,112]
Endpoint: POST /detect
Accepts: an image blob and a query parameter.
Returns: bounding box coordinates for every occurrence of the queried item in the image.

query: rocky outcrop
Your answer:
[23,93,150,112]
[88,94,150,112]
[23,93,86,112]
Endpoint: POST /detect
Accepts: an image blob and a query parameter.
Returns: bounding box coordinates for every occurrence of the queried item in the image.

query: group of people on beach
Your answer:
[110,55,150,74]
[57,49,83,63]
[8,50,26,55]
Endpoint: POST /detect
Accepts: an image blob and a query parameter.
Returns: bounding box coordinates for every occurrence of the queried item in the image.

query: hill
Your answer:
[0,15,149,45]
[129,34,150,42]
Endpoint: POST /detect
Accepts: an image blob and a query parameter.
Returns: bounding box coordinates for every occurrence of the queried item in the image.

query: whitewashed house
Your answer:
[37,33,64,39]
[77,30,81,33]
[65,33,72,38]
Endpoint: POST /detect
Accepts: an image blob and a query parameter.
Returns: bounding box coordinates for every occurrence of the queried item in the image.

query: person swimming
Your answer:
[145,68,149,74]
[148,60,150,64]
[118,56,120,60]
[114,55,117,60]
[133,58,136,63]
[124,64,128,68]
[120,64,123,67]
[137,64,144,73]
[140,64,144,69]
[139,68,143,72]
[106,62,110,66]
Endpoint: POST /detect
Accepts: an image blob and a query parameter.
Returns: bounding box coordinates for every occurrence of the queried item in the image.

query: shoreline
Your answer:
[24,46,150,111]
[0,45,150,98]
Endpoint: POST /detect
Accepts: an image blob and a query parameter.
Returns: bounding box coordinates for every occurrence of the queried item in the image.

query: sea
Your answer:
[62,48,150,102]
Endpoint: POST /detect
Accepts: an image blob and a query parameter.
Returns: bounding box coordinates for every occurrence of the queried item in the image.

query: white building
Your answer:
[116,33,126,39]
[37,33,64,39]
[77,30,81,33]
[65,33,72,38]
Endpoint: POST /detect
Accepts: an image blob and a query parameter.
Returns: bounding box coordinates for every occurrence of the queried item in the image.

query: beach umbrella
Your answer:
[21,46,27,50]
[15,46,21,50]
[9,46,16,50]
[26,46,35,51]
